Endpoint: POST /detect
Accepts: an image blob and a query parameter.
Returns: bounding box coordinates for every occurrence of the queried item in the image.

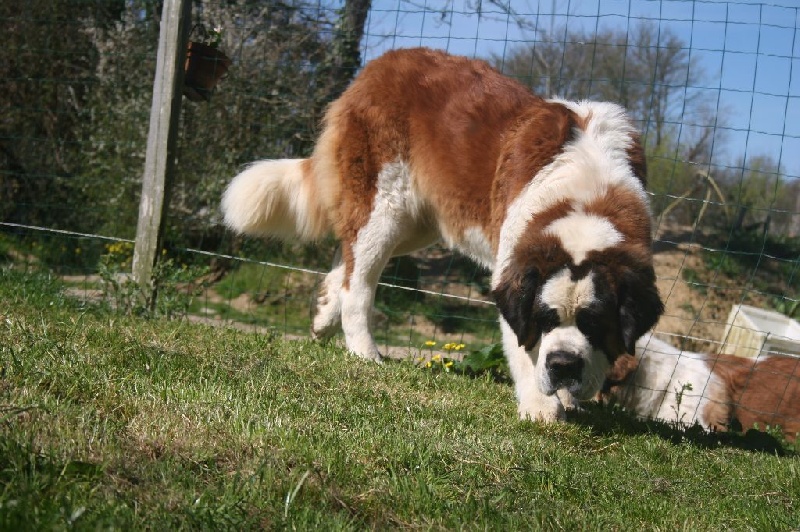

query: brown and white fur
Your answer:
[712,351,800,441]
[600,333,731,430]
[222,48,664,422]
[603,333,800,440]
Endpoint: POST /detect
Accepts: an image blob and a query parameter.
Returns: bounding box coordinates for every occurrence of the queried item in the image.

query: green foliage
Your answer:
[721,156,795,233]
[455,342,510,381]
[97,242,209,319]
[0,0,117,229]
[690,227,800,317]
[0,267,69,308]
[724,229,800,262]
[2,1,367,252]
[415,341,510,381]
[771,296,800,320]
[214,262,287,300]
[645,135,699,219]
[209,261,315,336]
[680,267,706,295]
[703,251,744,278]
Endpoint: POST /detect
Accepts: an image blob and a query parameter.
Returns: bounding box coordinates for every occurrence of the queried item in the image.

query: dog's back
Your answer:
[603,333,731,430]
[711,353,800,441]
[604,334,800,439]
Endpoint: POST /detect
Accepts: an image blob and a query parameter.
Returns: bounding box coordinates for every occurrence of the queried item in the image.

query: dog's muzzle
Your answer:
[545,350,584,391]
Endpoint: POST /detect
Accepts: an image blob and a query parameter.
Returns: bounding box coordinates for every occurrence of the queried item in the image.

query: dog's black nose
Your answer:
[546,350,584,387]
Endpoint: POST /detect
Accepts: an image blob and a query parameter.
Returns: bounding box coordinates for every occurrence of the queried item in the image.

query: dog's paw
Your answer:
[518,399,566,423]
[310,323,339,341]
[556,388,580,411]
[351,349,384,364]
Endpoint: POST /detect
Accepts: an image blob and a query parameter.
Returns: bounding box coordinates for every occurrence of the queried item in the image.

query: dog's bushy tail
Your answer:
[222,159,331,241]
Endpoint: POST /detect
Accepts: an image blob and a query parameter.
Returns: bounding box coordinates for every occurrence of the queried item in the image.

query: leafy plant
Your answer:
[415,341,466,372]
[454,342,510,381]
[191,23,224,48]
[414,341,511,382]
[770,296,799,319]
[97,246,209,319]
[680,267,707,295]
[671,382,693,426]
[703,252,743,278]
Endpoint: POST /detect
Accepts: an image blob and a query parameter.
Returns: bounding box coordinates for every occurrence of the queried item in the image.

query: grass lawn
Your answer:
[0,268,798,529]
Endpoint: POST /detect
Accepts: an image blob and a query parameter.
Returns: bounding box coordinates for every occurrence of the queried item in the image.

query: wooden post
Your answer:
[132,0,191,304]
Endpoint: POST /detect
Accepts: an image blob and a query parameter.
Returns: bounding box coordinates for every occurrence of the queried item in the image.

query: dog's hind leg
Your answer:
[337,162,418,362]
[339,224,397,363]
[311,247,344,340]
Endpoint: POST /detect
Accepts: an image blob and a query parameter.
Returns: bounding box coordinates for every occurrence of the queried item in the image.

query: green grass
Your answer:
[208,262,500,345]
[1,268,799,529]
[201,262,314,336]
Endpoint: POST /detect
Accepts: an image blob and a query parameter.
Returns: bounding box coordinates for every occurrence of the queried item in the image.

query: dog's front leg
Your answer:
[500,318,564,422]
[340,279,383,362]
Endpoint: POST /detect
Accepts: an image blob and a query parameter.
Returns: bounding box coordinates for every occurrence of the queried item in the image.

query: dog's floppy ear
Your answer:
[618,266,664,354]
[492,269,541,349]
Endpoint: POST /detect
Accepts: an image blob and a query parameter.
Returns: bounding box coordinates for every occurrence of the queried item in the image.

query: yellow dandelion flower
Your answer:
[432,354,441,361]
[444,361,454,368]
[424,340,437,347]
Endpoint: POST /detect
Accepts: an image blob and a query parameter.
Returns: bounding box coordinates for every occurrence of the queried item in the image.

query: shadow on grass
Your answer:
[567,402,795,457]
[413,343,798,457]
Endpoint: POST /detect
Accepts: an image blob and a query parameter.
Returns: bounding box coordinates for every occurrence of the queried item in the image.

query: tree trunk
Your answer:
[317,0,371,108]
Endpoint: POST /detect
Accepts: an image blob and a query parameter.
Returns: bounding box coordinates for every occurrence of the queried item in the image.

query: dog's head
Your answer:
[493,245,663,400]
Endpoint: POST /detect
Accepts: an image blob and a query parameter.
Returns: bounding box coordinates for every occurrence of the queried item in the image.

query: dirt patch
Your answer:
[650,241,774,352]
[228,293,254,313]
[653,244,722,349]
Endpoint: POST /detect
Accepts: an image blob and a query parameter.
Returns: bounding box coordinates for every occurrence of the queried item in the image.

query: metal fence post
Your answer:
[132,0,191,306]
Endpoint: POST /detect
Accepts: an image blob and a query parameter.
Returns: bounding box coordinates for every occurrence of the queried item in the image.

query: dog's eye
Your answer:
[536,306,560,334]
[576,307,605,344]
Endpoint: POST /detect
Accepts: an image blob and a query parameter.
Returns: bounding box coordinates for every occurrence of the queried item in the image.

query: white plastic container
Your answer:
[719,304,800,358]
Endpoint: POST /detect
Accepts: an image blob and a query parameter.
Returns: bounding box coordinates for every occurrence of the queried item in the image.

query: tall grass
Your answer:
[1,268,798,529]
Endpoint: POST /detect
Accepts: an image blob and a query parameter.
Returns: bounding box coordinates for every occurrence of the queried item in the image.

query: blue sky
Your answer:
[361,0,800,179]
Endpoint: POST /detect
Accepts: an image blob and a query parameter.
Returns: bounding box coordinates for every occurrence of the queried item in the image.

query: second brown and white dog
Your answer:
[600,332,731,430]
[602,332,800,441]
[222,47,664,422]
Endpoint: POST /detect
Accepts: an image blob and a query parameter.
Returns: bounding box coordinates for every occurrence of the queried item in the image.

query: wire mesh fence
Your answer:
[1,1,799,432]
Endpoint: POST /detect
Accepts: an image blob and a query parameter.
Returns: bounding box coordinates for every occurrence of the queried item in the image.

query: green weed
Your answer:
[97,244,209,319]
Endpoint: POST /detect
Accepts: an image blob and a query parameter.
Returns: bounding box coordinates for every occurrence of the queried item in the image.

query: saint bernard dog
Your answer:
[603,333,800,440]
[600,333,731,431]
[222,47,664,422]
